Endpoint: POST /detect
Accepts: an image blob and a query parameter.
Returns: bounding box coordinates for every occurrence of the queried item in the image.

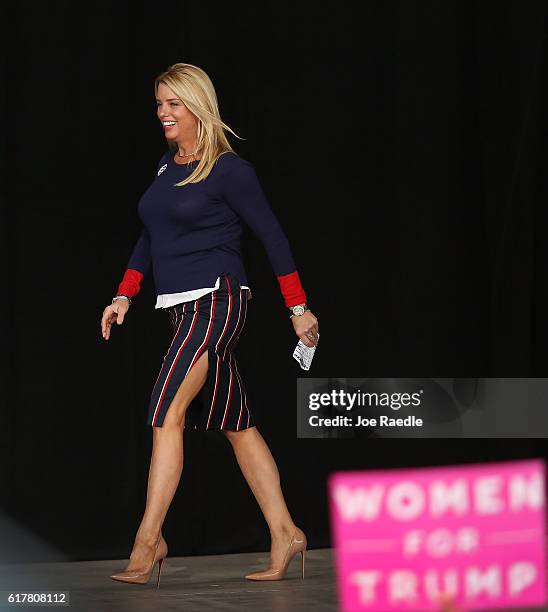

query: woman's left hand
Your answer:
[291,310,319,347]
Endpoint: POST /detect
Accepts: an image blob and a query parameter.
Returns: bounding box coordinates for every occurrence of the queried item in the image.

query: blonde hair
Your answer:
[154,63,245,186]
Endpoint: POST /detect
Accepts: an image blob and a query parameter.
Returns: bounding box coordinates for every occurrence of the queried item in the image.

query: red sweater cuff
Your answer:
[116,268,144,298]
[276,270,307,308]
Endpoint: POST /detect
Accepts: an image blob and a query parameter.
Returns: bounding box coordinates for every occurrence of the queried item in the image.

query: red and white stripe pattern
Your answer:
[206,277,233,430]
[219,285,247,429]
[147,273,253,431]
[150,303,187,395]
[150,300,201,426]
[231,292,251,430]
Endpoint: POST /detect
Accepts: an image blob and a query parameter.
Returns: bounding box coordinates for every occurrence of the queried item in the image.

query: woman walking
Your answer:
[100,63,319,587]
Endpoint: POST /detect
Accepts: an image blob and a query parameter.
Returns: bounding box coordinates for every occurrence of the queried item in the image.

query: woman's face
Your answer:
[156,82,198,144]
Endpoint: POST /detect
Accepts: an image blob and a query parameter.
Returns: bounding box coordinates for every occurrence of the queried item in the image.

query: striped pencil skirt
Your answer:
[147,272,254,431]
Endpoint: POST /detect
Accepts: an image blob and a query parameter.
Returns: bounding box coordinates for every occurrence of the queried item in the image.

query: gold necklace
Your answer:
[177,149,198,158]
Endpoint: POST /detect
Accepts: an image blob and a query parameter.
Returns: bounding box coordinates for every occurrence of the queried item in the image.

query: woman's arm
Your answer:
[222,159,307,308]
[115,227,151,298]
[115,152,166,299]
[222,158,318,347]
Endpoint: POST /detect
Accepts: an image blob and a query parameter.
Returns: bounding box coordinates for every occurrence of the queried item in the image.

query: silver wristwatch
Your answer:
[112,294,132,306]
[289,303,309,317]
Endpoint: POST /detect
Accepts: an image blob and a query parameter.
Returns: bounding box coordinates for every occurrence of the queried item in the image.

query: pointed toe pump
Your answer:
[245,527,307,581]
[110,534,168,587]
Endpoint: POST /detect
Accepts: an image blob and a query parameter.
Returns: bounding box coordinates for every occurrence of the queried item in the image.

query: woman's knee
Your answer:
[155,410,186,432]
[223,425,258,443]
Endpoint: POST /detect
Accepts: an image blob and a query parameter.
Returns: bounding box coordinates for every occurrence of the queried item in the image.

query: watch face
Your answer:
[293,305,305,316]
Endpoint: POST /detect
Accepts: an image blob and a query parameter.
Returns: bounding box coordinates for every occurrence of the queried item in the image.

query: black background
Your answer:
[1,0,547,562]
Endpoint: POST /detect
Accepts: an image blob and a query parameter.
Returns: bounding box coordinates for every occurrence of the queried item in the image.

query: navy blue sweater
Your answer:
[124,151,302,300]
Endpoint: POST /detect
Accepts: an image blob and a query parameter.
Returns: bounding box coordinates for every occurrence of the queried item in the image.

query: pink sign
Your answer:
[328,459,546,611]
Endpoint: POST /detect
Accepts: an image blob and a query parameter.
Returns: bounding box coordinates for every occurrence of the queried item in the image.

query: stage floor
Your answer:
[0,547,337,612]
[3,549,546,612]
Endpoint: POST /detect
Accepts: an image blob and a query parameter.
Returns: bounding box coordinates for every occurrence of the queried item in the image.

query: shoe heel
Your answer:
[156,558,165,588]
[300,549,306,579]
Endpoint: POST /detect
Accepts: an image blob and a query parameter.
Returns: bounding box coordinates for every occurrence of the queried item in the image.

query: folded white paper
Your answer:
[293,333,319,371]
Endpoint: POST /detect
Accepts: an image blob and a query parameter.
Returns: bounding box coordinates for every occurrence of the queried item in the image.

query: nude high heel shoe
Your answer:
[245,527,307,581]
[110,534,168,587]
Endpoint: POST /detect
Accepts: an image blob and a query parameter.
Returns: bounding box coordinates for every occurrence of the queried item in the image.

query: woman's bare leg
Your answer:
[223,427,301,565]
[122,351,209,570]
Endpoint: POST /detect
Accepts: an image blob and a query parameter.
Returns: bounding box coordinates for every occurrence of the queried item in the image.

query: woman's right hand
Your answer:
[101,298,130,340]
